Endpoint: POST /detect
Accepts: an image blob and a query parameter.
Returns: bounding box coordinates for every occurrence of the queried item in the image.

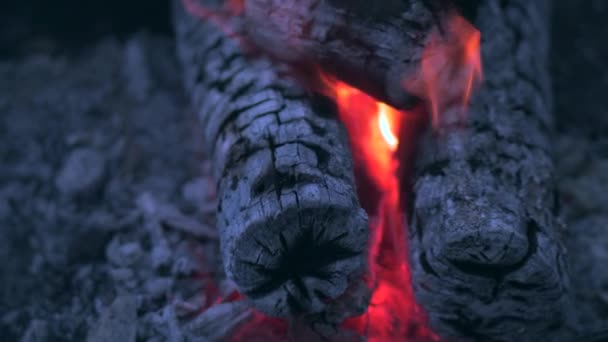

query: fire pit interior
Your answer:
[1,0,608,341]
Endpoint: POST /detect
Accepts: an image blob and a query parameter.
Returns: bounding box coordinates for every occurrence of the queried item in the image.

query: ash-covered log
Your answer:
[241,0,439,109]
[173,0,369,318]
[408,0,570,340]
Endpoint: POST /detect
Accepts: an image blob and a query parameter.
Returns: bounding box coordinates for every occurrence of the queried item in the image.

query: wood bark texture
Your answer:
[408,1,569,340]
[242,0,438,109]
[173,0,369,318]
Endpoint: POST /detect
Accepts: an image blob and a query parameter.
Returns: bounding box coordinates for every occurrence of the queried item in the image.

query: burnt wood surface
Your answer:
[242,0,438,109]
[408,0,570,340]
[172,0,369,318]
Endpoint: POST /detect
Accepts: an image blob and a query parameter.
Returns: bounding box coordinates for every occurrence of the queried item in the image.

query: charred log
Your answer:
[408,0,569,340]
[242,0,439,109]
[172,0,369,318]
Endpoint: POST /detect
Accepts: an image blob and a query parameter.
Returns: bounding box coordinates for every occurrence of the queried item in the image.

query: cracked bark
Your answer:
[172,0,368,318]
[408,1,569,340]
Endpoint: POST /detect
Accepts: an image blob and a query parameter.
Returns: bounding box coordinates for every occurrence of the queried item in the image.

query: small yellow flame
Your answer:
[378,103,399,151]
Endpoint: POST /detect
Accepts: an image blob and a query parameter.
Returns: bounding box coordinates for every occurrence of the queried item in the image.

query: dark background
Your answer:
[0,0,171,57]
[552,1,608,136]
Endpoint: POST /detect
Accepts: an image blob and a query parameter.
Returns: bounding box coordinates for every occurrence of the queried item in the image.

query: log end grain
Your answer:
[227,201,368,317]
[213,94,371,317]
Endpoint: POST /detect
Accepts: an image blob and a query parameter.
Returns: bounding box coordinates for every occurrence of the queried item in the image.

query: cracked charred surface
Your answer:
[408,1,569,341]
[173,0,368,318]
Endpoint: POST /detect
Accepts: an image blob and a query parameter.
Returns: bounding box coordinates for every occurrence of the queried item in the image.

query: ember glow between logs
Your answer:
[324,11,482,342]
[328,79,437,341]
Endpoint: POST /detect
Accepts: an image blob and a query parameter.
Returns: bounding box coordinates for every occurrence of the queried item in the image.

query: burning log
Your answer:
[241,0,439,109]
[172,0,369,318]
[408,0,570,340]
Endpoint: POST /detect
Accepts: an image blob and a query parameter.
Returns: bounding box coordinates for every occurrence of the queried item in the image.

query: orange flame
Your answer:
[327,79,437,341]
[332,81,400,191]
[407,13,482,128]
[378,104,399,151]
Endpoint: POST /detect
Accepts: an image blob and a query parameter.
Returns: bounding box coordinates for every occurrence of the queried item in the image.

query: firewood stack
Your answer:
[173,0,570,340]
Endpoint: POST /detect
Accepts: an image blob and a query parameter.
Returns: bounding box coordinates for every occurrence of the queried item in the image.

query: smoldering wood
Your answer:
[172,0,369,318]
[242,0,438,109]
[408,0,569,340]
[174,0,570,337]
